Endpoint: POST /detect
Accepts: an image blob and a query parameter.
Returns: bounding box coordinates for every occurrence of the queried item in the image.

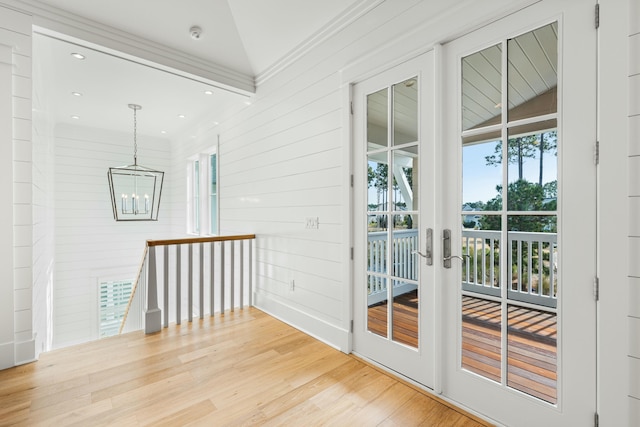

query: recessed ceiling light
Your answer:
[71,53,85,60]
[161,130,167,134]
[71,115,80,119]
[71,92,83,97]
[178,114,185,119]
[213,121,219,126]
[244,100,252,105]
[204,90,213,95]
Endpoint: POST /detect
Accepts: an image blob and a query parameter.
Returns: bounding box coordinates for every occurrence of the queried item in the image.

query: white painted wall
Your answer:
[628,0,640,423]
[0,5,34,369]
[52,124,172,348]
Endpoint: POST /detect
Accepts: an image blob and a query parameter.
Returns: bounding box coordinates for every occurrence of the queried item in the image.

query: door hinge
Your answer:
[595,4,600,29]
[350,247,354,260]
[350,101,354,115]
[350,319,354,333]
[350,174,354,187]
[594,412,599,427]
[594,141,600,165]
[594,277,600,301]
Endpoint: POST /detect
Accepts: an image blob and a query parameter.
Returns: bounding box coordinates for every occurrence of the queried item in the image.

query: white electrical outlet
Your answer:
[305,217,319,229]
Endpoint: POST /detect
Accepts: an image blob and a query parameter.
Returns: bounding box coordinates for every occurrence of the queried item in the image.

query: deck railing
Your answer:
[367,229,558,309]
[121,234,256,334]
[367,229,418,305]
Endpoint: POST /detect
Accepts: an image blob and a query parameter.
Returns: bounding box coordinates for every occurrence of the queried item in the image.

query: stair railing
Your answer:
[120,234,256,334]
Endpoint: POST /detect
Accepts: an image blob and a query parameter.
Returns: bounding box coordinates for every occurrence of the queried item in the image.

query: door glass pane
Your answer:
[462,215,501,296]
[507,121,557,211]
[463,136,502,210]
[462,44,502,131]
[461,215,502,380]
[393,77,418,145]
[367,88,388,150]
[367,275,388,338]
[507,304,557,404]
[392,214,418,281]
[392,146,418,211]
[508,215,557,302]
[368,155,388,212]
[367,214,388,274]
[462,295,501,382]
[393,279,418,348]
[507,22,558,122]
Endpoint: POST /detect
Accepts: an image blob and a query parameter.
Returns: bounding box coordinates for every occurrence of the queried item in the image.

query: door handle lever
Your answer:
[442,229,466,269]
[411,228,433,265]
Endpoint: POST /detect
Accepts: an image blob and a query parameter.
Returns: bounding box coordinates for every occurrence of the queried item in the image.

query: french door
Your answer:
[440,1,597,425]
[352,52,435,388]
[352,0,596,424]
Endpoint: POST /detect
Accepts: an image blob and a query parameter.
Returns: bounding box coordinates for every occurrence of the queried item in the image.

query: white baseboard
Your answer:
[15,336,36,365]
[0,341,14,370]
[253,292,350,353]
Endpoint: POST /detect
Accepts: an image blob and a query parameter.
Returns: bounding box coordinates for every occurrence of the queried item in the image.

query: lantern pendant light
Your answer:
[107,104,164,221]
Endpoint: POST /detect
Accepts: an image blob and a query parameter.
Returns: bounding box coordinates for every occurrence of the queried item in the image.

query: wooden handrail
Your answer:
[147,234,256,247]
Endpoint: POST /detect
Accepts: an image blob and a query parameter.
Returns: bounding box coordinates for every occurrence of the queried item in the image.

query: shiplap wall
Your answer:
[52,124,172,348]
[629,0,640,422]
[0,5,34,368]
[170,0,545,350]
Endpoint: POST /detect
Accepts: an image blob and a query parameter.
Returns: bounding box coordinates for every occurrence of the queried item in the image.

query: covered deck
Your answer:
[367,291,557,404]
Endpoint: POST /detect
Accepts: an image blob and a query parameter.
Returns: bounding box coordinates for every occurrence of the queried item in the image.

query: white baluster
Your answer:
[163,245,169,328]
[176,245,181,325]
[199,242,204,319]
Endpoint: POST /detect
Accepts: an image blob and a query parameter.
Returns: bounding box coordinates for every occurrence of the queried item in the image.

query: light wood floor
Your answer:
[0,308,490,426]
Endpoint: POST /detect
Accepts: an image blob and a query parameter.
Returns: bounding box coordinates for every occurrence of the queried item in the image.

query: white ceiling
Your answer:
[31,0,362,138]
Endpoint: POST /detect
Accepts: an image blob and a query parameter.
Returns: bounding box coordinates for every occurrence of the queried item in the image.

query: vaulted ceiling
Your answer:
[31,0,364,138]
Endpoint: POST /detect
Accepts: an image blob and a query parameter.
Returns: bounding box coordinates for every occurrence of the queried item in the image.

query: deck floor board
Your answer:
[367,291,557,404]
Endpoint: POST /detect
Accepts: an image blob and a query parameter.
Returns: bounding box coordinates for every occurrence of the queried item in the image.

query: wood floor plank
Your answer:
[0,308,492,426]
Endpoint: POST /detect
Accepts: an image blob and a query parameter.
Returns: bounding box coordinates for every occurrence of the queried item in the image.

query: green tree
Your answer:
[485,131,557,182]
[479,179,556,232]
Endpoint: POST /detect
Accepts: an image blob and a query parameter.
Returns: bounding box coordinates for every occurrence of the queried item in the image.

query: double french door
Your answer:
[352,1,596,425]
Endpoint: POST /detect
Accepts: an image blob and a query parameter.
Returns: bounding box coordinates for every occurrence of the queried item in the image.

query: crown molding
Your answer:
[0,0,256,95]
[254,0,384,87]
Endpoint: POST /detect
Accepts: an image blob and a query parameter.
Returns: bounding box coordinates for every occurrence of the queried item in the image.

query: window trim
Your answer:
[187,144,219,236]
